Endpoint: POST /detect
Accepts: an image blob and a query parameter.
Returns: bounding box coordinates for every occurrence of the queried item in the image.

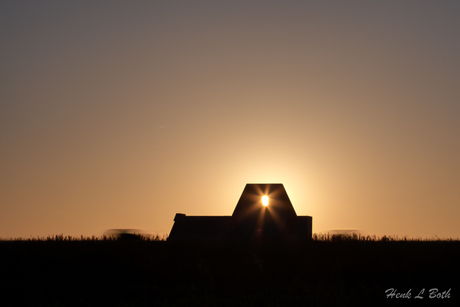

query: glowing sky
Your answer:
[1,1,459,239]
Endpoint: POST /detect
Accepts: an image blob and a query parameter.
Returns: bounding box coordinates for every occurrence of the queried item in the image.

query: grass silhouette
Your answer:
[1,233,459,306]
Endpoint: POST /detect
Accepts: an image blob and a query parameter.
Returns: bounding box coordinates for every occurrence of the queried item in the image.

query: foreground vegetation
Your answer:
[1,233,167,242]
[4,232,458,242]
[1,234,459,306]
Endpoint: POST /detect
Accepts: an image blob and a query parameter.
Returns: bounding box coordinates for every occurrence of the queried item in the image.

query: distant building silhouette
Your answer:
[168,184,312,243]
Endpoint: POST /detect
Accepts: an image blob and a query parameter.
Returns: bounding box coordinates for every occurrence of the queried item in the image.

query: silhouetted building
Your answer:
[168,183,312,242]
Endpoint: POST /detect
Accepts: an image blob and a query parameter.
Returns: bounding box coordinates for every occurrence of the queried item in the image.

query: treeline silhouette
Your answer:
[1,234,459,306]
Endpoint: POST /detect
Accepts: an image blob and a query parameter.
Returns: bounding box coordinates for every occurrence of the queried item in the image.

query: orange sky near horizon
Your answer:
[1,1,459,239]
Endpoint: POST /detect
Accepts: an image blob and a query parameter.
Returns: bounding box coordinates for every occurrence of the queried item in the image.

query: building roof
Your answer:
[232,183,297,219]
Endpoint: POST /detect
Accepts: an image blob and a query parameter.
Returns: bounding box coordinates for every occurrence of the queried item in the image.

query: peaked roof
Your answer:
[232,183,297,220]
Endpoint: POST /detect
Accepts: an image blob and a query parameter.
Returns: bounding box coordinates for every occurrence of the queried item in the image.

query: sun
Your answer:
[262,195,269,206]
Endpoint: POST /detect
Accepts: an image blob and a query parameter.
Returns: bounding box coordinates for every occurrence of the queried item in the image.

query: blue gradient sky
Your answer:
[1,1,459,239]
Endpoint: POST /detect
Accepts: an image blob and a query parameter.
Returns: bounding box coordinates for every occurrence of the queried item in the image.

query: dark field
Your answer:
[1,235,459,306]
